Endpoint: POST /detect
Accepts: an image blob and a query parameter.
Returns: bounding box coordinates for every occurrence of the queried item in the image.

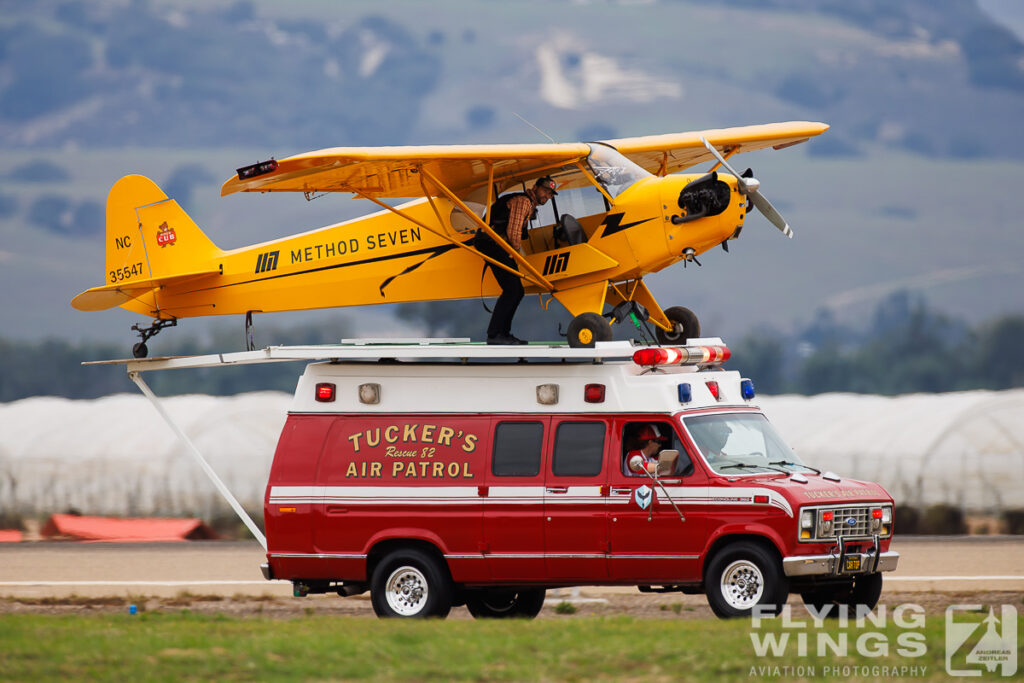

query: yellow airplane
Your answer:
[71,121,827,356]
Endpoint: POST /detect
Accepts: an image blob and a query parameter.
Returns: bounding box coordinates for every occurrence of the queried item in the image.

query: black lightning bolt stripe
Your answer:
[600,213,655,237]
[182,243,461,295]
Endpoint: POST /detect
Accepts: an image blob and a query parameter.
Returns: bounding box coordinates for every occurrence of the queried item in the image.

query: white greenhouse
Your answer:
[1,389,1022,518]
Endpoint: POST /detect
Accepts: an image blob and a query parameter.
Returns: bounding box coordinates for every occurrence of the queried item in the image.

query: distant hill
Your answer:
[1,0,1023,348]
[1,0,1023,157]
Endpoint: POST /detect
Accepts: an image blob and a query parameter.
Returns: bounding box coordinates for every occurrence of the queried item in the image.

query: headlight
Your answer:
[801,510,814,529]
[800,509,815,540]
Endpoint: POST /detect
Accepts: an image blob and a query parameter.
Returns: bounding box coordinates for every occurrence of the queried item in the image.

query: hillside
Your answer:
[0,0,1022,348]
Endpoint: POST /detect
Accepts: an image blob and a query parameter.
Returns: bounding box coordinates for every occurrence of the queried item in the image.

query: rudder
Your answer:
[72,175,222,312]
[104,174,221,284]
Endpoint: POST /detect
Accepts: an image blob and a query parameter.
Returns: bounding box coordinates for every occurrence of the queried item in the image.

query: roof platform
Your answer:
[84,338,726,374]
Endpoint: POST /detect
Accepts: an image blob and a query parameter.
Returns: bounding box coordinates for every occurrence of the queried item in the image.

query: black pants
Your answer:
[477,236,524,338]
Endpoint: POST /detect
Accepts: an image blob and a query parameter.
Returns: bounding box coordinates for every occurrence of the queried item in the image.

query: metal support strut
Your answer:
[129,370,268,551]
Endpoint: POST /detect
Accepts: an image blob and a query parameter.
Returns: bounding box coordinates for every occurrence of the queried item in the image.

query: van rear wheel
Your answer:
[370,549,452,619]
[466,588,546,619]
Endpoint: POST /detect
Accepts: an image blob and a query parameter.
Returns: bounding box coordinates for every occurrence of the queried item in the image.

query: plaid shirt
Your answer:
[503,188,539,251]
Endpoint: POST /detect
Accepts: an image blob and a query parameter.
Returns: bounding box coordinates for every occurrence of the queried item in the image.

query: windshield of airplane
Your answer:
[585,143,652,198]
[682,413,814,476]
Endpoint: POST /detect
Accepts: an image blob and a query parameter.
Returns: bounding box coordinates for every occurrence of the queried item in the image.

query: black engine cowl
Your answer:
[673,171,731,224]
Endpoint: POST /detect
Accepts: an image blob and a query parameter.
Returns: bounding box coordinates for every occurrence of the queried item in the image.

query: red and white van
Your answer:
[260,340,899,619]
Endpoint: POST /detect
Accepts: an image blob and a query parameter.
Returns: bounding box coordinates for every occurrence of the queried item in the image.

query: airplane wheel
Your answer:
[132,342,148,359]
[567,312,613,348]
[656,306,700,345]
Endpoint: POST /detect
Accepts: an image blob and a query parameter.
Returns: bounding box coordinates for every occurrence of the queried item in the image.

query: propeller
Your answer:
[700,137,793,238]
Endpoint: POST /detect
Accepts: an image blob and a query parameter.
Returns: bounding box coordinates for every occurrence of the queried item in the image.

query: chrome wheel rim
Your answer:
[720,559,765,610]
[385,565,428,616]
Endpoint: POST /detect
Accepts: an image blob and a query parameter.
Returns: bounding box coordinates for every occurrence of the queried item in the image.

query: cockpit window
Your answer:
[682,413,813,476]
[585,143,652,199]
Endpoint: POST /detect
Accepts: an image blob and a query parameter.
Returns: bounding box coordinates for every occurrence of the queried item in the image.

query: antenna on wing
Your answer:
[513,111,556,143]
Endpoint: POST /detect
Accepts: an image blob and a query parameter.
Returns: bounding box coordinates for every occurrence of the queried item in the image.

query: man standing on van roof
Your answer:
[476,176,558,345]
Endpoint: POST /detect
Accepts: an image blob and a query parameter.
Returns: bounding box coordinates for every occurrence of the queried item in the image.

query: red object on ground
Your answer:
[0,529,23,542]
[40,514,218,542]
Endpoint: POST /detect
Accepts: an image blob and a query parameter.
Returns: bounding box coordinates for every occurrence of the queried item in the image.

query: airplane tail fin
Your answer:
[71,175,223,313]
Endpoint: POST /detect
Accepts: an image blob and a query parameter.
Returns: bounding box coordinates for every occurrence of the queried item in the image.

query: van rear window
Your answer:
[553,421,605,477]
[492,421,543,476]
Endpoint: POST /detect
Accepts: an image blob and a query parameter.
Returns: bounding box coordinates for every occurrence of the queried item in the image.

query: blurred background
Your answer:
[1,0,1023,536]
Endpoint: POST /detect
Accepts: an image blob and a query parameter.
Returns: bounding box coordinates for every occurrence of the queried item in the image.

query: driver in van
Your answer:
[626,424,668,475]
[693,421,732,461]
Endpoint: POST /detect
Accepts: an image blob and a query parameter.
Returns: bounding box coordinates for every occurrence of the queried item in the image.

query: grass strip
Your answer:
[0,612,999,681]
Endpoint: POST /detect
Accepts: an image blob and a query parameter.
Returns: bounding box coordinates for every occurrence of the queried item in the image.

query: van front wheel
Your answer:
[466,588,546,619]
[705,541,788,619]
[370,549,452,619]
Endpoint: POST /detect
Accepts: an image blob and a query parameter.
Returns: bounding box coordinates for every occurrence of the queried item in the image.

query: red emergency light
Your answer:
[315,382,336,402]
[871,508,883,519]
[706,380,720,400]
[584,384,605,403]
[632,345,730,367]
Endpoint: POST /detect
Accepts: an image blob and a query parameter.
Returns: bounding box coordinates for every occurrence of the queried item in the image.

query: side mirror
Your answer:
[657,449,680,477]
[628,454,646,473]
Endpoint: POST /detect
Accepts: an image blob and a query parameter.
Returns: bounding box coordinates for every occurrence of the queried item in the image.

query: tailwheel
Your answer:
[130,318,177,358]
[567,312,613,348]
[656,306,700,345]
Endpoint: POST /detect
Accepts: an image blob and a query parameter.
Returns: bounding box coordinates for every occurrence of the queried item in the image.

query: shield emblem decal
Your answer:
[635,485,653,510]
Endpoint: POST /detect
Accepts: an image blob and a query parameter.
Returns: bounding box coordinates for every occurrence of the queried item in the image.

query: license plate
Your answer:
[844,556,862,572]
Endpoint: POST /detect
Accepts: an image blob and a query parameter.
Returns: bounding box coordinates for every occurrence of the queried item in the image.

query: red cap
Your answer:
[535,176,558,195]
[636,425,667,442]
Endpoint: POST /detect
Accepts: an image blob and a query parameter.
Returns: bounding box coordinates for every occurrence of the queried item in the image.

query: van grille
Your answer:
[822,506,871,538]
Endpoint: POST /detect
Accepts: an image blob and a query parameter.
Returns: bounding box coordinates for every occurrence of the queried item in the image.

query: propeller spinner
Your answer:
[700,137,793,238]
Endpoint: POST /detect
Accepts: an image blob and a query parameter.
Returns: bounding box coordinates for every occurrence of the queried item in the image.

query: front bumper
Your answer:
[783,536,899,577]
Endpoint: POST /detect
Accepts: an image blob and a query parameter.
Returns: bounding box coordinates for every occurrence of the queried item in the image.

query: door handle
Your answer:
[545,487,569,494]
[611,487,632,495]
[326,505,348,515]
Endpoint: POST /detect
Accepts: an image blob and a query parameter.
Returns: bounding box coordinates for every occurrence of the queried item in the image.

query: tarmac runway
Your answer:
[1,536,1022,600]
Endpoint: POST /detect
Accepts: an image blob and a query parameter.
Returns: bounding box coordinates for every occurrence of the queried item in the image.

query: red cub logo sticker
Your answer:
[156,221,177,247]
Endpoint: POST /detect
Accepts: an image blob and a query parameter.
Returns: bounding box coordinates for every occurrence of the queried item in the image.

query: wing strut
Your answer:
[344,185,546,287]
[419,167,554,291]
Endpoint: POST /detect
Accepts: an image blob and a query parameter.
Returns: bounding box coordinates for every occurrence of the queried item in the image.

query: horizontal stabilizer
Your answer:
[71,268,221,311]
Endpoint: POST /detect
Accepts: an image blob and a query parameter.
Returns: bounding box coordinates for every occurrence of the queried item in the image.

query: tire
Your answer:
[656,306,700,345]
[466,588,546,619]
[705,541,789,619]
[800,573,883,617]
[132,342,148,359]
[567,312,613,348]
[370,548,452,619]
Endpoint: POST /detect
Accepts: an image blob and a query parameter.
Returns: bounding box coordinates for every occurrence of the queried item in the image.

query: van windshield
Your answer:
[682,413,812,475]
[585,143,651,198]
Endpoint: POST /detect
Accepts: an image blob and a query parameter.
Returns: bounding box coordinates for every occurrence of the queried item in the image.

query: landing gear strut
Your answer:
[130,318,177,358]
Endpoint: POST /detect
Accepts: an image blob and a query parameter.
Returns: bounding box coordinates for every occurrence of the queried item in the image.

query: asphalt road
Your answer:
[1,537,1022,601]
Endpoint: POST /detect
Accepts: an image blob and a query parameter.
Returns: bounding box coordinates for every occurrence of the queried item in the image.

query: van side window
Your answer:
[622,421,694,477]
[492,421,544,476]
[552,421,605,477]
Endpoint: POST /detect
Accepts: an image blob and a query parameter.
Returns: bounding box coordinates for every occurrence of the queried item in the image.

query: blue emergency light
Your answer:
[741,378,755,400]
[678,383,692,403]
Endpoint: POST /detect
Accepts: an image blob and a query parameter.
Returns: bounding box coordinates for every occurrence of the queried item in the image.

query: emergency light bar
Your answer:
[632,345,731,367]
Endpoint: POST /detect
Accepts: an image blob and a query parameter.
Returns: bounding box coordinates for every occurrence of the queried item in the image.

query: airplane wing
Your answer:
[221,143,591,199]
[606,121,829,176]
[219,121,827,199]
